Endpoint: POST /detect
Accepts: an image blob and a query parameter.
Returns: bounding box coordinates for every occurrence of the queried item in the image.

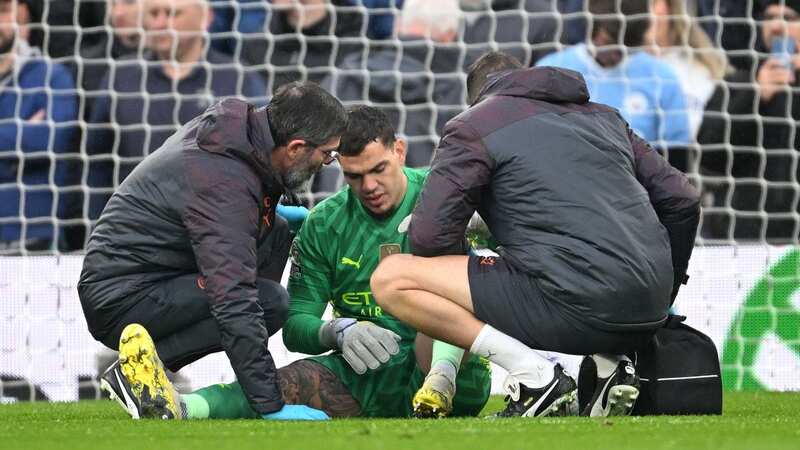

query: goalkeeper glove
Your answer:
[319,318,401,374]
[262,405,329,421]
[276,204,309,233]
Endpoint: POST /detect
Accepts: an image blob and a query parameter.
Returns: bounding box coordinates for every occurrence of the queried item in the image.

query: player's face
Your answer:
[144,0,210,57]
[340,138,407,216]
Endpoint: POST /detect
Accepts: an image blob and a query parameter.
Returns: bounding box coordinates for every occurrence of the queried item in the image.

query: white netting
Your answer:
[1,0,800,401]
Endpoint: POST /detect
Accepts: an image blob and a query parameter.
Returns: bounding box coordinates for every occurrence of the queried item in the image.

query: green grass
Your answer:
[1,392,798,450]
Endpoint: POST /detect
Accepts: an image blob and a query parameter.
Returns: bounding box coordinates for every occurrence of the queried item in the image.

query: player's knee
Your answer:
[370,265,390,304]
[371,254,411,307]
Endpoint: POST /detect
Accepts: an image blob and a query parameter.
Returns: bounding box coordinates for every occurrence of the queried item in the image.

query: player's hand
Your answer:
[262,405,330,420]
[276,204,309,233]
[321,318,401,374]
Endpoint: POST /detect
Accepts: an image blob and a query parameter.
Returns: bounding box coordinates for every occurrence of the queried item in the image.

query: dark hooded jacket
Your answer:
[78,98,286,414]
[409,67,700,331]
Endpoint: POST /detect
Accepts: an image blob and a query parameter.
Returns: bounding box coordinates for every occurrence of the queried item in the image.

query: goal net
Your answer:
[1,0,799,403]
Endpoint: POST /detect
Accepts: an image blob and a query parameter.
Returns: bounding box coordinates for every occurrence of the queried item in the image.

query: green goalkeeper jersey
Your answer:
[284,167,426,351]
[283,167,490,417]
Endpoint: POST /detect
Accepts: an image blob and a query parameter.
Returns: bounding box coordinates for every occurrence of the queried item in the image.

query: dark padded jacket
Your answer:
[78,98,286,414]
[409,67,700,332]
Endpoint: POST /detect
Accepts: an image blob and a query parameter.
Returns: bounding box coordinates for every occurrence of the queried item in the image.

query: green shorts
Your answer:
[309,345,491,418]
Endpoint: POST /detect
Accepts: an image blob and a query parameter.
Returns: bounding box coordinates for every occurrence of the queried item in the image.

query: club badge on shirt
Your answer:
[379,244,402,261]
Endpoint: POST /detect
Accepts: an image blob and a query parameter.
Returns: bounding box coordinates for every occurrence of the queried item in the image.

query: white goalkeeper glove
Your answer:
[319,318,401,374]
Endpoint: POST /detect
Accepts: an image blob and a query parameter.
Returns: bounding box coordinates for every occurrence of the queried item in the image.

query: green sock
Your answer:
[430,340,465,383]
[181,394,210,419]
[188,382,259,419]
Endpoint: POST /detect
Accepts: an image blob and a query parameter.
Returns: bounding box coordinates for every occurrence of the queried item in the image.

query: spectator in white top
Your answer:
[647,0,728,138]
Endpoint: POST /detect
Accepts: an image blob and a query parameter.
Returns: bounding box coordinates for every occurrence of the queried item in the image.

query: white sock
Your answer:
[592,354,630,378]
[470,324,554,388]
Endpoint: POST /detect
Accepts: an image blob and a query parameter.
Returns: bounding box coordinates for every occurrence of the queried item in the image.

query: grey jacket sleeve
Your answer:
[629,125,701,301]
[183,163,284,415]
[409,119,494,256]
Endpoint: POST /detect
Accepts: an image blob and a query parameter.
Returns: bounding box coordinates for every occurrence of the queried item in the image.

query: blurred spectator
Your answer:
[696,0,761,72]
[22,0,106,59]
[461,0,559,67]
[360,0,403,39]
[207,0,267,54]
[557,0,587,45]
[536,0,692,154]
[327,0,464,168]
[0,0,79,253]
[79,0,144,96]
[85,0,266,220]
[698,0,800,242]
[240,0,364,90]
[648,0,728,137]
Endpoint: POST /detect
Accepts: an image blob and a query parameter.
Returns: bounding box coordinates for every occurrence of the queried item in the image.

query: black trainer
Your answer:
[491,364,578,418]
[581,359,640,417]
[99,360,143,419]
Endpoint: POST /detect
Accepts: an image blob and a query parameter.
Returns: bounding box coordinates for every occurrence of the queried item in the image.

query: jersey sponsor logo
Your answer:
[341,291,384,317]
[341,254,363,270]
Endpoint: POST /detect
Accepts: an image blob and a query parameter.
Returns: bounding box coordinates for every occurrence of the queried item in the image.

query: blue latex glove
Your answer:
[276,204,309,233]
[262,405,330,421]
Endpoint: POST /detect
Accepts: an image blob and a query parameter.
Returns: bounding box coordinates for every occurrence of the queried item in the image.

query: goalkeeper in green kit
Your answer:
[109,106,490,420]
[278,106,491,418]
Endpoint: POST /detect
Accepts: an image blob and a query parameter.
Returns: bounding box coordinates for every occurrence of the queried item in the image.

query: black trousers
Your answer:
[97,218,292,372]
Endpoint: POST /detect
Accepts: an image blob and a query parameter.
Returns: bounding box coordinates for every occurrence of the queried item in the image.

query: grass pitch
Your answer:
[1,392,798,450]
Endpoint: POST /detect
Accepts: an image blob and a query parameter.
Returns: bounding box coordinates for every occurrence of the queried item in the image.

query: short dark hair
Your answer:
[589,0,651,47]
[466,51,523,103]
[267,81,347,147]
[338,105,396,157]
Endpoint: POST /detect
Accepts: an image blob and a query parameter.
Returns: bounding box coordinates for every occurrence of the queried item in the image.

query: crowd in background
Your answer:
[1,0,799,254]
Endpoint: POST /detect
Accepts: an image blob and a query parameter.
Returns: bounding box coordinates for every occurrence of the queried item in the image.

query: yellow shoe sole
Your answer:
[118,323,180,419]
[412,388,452,419]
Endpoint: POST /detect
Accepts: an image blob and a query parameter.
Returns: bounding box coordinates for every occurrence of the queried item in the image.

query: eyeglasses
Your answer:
[319,148,340,165]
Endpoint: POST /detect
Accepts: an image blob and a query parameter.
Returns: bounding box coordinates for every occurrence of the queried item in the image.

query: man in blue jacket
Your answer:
[0,0,78,253]
[536,0,692,151]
